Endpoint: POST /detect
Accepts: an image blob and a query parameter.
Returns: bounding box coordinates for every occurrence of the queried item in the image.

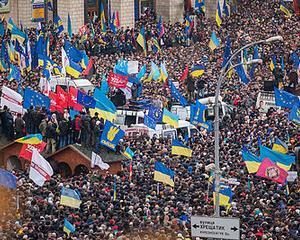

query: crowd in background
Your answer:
[0,0,299,239]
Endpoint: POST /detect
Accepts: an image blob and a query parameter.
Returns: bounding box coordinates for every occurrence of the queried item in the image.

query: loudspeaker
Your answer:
[263,81,274,91]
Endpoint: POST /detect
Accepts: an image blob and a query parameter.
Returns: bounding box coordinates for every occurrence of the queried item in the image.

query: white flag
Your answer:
[29,148,53,186]
[0,86,24,116]
[61,47,69,76]
[91,152,110,170]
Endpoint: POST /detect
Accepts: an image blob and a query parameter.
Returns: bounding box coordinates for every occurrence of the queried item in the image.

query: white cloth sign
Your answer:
[128,61,139,74]
[91,152,110,170]
[0,86,24,116]
[29,148,53,186]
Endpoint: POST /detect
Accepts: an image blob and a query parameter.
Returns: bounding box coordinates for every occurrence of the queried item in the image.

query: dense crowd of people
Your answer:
[0,0,299,239]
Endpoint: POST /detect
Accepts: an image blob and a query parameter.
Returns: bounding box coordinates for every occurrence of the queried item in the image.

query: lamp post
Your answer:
[213,36,283,218]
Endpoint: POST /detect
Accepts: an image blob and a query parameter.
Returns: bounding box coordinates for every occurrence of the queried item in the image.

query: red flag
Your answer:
[82,58,94,76]
[115,11,120,27]
[180,65,189,81]
[256,158,288,184]
[56,86,69,109]
[107,71,128,88]
[69,87,83,111]
[129,160,133,182]
[49,91,64,113]
[19,142,46,161]
[294,0,300,16]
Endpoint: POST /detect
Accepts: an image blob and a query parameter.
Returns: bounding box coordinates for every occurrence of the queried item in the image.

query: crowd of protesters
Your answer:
[0,0,300,239]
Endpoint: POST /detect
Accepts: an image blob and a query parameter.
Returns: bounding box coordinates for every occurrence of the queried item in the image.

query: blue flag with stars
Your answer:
[23,88,50,109]
[274,87,300,109]
[144,115,156,130]
[168,80,188,106]
[288,105,300,124]
[77,90,96,109]
[148,105,163,123]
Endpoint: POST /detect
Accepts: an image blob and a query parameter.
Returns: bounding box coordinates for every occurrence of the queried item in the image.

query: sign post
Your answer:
[191,216,240,240]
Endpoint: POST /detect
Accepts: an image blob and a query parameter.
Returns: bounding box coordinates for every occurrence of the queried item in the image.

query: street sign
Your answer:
[191,216,240,240]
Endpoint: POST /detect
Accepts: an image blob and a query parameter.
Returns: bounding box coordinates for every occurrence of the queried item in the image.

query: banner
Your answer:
[128,61,139,74]
[107,72,128,88]
[100,121,125,151]
[19,142,46,161]
[0,0,10,13]
[32,3,45,22]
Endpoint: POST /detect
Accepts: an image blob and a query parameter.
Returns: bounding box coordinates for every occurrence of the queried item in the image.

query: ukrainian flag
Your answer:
[7,18,15,31]
[269,55,276,71]
[11,27,26,44]
[91,93,117,122]
[162,108,179,128]
[100,2,106,33]
[213,184,233,206]
[190,65,205,77]
[172,139,192,157]
[152,37,161,53]
[209,31,220,51]
[160,62,168,82]
[154,162,175,187]
[280,0,292,18]
[242,146,262,173]
[260,146,295,171]
[272,137,288,154]
[123,147,134,160]
[137,26,147,55]
[15,134,43,145]
[66,60,82,78]
[0,59,8,72]
[215,0,222,27]
[60,187,82,208]
[63,219,75,236]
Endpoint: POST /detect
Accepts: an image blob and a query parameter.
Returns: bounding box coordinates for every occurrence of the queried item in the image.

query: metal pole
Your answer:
[213,40,265,217]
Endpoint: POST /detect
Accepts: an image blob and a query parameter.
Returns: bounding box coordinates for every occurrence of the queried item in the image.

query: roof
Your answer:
[47,144,125,163]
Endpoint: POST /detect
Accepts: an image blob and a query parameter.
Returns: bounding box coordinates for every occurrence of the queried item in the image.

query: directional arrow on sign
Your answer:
[231,226,238,232]
[192,224,200,229]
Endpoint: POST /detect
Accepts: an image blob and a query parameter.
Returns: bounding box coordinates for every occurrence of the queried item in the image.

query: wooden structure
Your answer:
[0,142,124,177]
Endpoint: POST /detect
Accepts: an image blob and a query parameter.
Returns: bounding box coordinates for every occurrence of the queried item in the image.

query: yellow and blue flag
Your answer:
[215,0,222,27]
[213,184,233,206]
[113,175,117,201]
[274,87,300,109]
[162,108,179,128]
[150,61,161,81]
[0,59,8,72]
[64,40,84,63]
[288,105,300,124]
[60,187,82,208]
[11,27,26,44]
[63,219,75,236]
[100,2,106,33]
[152,37,161,53]
[154,162,175,187]
[23,88,50,109]
[184,15,193,35]
[93,88,116,121]
[195,0,205,13]
[190,65,205,77]
[280,0,292,17]
[272,137,288,154]
[100,121,125,151]
[260,146,295,171]
[15,133,43,145]
[136,65,147,80]
[190,100,207,125]
[242,146,262,173]
[172,139,192,157]
[137,26,147,55]
[7,18,14,31]
[209,31,220,51]
[7,65,21,82]
[269,55,276,71]
[66,60,83,78]
[123,147,134,160]
[54,15,64,35]
[160,62,168,81]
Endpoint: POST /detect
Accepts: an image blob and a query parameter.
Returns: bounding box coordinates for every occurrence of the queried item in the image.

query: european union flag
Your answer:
[0,168,17,189]
[144,115,156,130]
[168,80,188,106]
[114,59,128,75]
[290,52,299,69]
[221,36,231,69]
[54,15,64,35]
[274,87,299,109]
[148,106,163,123]
[8,65,21,82]
[64,40,83,63]
[77,90,96,109]
[100,121,125,151]
[288,105,300,124]
[249,45,259,79]
[23,88,50,109]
